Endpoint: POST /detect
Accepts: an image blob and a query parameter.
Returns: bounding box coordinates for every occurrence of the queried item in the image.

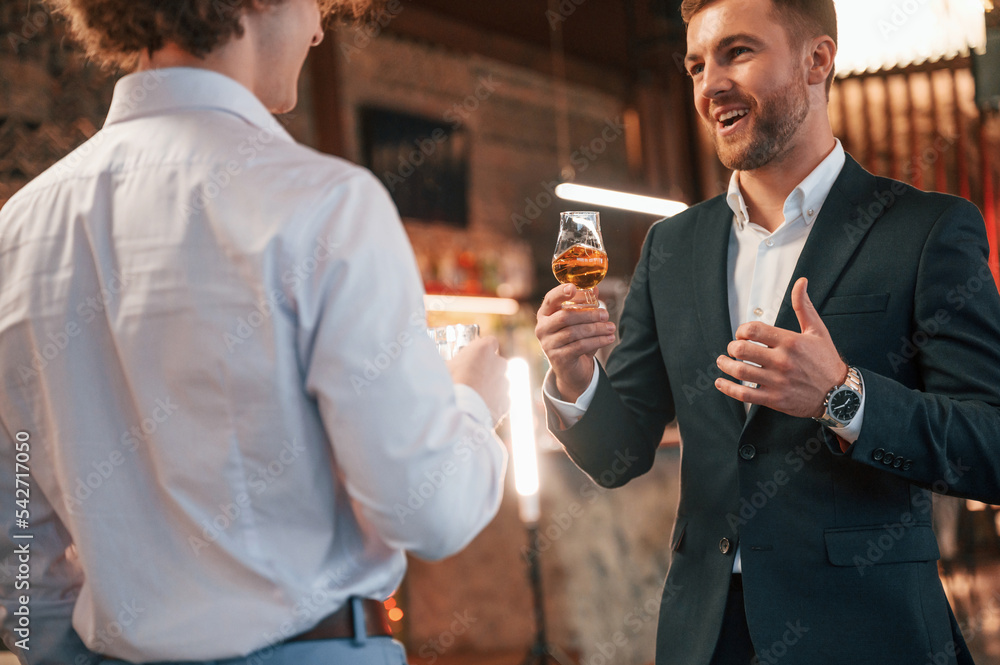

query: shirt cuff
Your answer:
[827,371,866,444]
[542,359,601,428]
[455,383,495,429]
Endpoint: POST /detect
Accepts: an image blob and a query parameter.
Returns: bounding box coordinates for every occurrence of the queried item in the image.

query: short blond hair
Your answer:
[681,0,838,92]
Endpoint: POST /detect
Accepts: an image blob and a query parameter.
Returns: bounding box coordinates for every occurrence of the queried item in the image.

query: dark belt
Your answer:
[289,598,393,642]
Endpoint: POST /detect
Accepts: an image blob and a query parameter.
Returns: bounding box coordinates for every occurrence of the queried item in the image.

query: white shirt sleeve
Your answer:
[454,384,495,429]
[542,358,601,429]
[292,172,507,561]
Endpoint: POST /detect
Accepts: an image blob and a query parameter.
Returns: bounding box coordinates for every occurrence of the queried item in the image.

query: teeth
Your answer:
[719,109,749,123]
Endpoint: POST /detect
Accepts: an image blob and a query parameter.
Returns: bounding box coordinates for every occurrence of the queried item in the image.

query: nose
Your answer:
[698,60,731,101]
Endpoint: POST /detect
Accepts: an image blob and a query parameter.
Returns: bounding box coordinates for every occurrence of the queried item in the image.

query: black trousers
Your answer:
[709,574,756,665]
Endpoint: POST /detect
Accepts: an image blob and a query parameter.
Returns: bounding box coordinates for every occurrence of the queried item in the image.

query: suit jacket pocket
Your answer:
[825,524,940,566]
[821,293,890,316]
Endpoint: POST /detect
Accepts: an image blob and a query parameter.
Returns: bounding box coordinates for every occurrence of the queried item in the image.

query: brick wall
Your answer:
[0,1,115,205]
[330,23,644,300]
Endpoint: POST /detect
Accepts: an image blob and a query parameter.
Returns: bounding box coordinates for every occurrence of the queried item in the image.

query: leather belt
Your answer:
[289,598,393,642]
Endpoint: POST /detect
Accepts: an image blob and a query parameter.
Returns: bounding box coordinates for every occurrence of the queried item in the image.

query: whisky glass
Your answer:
[426,324,480,360]
[552,211,608,309]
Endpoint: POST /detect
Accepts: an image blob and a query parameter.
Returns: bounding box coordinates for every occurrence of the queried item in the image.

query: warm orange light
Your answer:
[384,597,397,610]
[388,608,404,622]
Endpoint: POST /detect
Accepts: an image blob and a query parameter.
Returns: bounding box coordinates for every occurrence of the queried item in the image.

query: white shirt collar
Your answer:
[104,67,294,143]
[726,139,846,231]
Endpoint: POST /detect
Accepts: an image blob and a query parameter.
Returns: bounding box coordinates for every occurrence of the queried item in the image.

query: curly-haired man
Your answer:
[0,1,510,664]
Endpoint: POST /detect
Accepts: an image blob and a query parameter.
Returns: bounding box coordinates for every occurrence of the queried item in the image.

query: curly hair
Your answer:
[47,0,374,71]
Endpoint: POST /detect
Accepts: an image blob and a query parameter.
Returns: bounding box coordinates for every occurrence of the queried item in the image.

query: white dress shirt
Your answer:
[0,68,506,662]
[547,140,864,572]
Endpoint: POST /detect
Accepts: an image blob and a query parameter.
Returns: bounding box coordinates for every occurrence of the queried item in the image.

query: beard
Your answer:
[710,72,810,172]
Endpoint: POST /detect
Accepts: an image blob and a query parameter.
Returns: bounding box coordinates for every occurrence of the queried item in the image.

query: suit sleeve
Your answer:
[545,222,676,487]
[847,200,1000,502]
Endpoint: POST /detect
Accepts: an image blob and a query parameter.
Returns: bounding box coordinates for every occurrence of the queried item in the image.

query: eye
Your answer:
[687,63,704,78]
[731,46,751,58]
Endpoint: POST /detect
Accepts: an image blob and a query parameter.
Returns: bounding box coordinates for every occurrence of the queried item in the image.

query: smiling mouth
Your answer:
[718,109,749,128]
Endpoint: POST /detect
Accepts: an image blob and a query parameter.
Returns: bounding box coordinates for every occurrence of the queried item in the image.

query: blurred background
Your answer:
[2,0,1000,663]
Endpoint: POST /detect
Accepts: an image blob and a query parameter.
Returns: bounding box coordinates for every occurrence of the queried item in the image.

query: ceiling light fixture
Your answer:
[423,294,520,315]
[834,0,987,76]
[555,183,689,217]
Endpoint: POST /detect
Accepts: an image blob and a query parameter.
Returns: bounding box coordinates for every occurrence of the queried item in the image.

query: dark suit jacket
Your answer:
[548,156,1000,665]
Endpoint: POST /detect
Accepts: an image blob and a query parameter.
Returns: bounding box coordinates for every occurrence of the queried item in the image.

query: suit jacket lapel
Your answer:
[744,155,885,426]
[693,197,748,428]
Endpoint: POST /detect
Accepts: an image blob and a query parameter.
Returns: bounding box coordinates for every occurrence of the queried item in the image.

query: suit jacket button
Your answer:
[873,448,885,461]
[893,457,903,469]
[739,445,757,460]
[882,452,895,465]
[903,460,913,471]
[719,538,732,555]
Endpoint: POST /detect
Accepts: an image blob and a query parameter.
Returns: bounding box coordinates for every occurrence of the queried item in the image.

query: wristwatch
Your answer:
[814,366,863,428]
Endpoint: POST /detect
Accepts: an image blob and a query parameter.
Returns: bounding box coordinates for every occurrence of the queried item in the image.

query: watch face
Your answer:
[829,389,861,422]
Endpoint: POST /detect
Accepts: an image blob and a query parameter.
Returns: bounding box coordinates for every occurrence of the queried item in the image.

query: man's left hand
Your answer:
[715,277,848,418]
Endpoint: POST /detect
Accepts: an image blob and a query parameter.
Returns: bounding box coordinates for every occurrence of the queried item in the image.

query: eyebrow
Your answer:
[684,33,767,64]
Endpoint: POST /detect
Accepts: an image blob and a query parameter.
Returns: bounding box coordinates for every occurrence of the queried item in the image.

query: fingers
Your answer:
[716,355,766,385]
[714,376,768,405]
[791,277,828,337]
[551,330,616,360]
[552,320,616,348]
[478,335,500,354]
[725,338,774,366]
[538,284,603,316]
[538,313,615,352]
[535,291,611,348]
[734,321,783,346]
[539,284,578,317]
[454,336,500,360]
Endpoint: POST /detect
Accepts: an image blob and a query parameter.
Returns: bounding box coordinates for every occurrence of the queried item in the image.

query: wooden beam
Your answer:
[979,120,1000,286]
[309,30,346,158]
[906,75,921,189]
[953,69,972,201]
[836,79,850,147]
[883,75,900,182]
[859,79,875,173]
[927,71,947,193]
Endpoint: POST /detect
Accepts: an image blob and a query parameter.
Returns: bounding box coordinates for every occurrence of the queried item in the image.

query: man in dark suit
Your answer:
[535,0,1000,663]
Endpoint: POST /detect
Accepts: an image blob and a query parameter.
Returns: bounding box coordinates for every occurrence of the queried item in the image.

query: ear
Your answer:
[806,36,836,87]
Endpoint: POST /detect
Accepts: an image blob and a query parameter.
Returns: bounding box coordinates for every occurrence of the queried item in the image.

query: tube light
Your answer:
[507,357,540,525]
[423,295,520,315]
[555,183,689,217]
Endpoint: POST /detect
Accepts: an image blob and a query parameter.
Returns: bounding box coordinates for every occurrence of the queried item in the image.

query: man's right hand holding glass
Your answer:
[535,283,617,404]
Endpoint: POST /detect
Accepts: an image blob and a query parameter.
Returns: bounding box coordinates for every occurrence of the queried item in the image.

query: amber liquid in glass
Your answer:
[552,244,609,290]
